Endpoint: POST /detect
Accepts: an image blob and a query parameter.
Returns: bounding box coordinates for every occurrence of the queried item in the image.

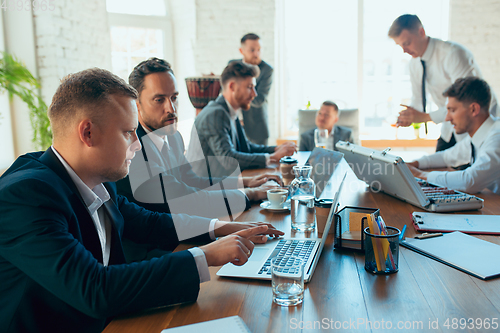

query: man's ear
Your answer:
[228,80,236,92]
[239,47,244,56]
[418,26,426,38]
[77,119,95,147]
[470,102,482,117]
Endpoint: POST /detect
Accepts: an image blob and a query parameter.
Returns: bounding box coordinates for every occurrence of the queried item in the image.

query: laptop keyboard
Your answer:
[257,239,316,275]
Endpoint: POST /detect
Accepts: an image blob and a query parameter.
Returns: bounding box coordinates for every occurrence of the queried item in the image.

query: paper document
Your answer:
[412,212,500,234]
[161,315,251,333]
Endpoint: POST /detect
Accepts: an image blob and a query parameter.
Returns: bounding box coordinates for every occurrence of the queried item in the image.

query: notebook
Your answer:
[217,173,346,283]
[412,212,500,235]
[336,141,484,212]
[401,231,500,280]
[161,315,251,333]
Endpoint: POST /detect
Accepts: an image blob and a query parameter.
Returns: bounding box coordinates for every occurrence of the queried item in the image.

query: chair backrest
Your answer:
[298,108,359,145]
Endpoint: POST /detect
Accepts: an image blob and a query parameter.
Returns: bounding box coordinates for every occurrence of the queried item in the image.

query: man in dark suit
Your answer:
[0,68,282,333]
[115,58,283,261]
[299,101,353,151]
[228,33,273,145]
[187,61,296,179]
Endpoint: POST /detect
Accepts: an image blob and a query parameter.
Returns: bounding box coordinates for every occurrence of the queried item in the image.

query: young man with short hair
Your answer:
[407,77,500,194]
[188,61,296,178]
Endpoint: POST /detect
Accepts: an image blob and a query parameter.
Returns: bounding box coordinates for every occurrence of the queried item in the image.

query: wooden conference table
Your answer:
[104,153,500,333]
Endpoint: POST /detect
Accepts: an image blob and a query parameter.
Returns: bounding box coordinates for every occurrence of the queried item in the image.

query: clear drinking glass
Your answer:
[314,128,329,148]
[271,256,304,306]
[289,165,316,231]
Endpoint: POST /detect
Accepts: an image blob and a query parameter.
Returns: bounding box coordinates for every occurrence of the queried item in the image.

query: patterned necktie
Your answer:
[421,59,428,134]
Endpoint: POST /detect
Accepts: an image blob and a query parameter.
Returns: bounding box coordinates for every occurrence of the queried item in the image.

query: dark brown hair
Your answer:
[220,61,260,87]
[128,57,174,95]
[241,33,260,44]
[388,14,423,38]
[443,77,491,113]
[48,68,138,138]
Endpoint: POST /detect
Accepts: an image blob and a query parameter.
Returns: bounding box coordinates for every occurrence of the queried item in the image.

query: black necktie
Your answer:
[471,142,476,165]
[421,59,428,134]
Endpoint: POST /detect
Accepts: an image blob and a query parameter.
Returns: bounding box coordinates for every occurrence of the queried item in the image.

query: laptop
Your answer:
[336,141,484,212]
[217,173,347,283]
[305,148,344,200]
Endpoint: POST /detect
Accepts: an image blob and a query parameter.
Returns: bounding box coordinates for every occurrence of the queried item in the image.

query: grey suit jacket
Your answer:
[188,95,275,178]
[299,126,353,151]
[116,124,250,218]
[229,59,273,144]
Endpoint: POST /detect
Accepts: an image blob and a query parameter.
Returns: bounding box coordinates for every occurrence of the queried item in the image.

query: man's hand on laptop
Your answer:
[243,173,283,187]
[214,221,284,243]
[201,225,272,266]
[407,164,428,180]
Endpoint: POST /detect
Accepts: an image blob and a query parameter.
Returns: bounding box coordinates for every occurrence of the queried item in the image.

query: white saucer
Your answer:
[260,200,290,211]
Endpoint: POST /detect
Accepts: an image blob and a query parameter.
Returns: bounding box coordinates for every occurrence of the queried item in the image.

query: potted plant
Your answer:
[0,52,51,150]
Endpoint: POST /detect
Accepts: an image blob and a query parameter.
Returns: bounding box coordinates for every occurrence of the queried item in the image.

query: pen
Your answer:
[400,225,407,241]
[415,232,443,240]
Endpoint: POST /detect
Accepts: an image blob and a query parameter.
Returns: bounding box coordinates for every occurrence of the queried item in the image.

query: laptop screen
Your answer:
[305,148,344,199]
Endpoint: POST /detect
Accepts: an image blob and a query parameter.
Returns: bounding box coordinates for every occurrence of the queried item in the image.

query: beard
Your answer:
[145,114,178,136]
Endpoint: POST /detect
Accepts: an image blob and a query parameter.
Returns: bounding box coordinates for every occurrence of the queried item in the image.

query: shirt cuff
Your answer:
[209,218,218,240]
[187,247,211,283]
[265,153,271,166]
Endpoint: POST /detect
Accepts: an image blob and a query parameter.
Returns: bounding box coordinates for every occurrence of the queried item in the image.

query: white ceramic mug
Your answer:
[267,189,288,208]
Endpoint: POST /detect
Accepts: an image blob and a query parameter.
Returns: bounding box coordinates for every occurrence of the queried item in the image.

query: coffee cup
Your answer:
[267,189,288,208]
[280,156,298,186]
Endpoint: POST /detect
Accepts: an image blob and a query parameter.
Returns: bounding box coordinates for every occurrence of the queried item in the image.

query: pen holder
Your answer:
[334,206,380,251]
[363,226,400,274]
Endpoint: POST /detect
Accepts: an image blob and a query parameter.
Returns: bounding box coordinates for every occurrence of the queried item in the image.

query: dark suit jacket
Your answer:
[116,124,250,219]
[0,149,211,333]
[229,59,273,144]
[188,95,275,178]
[299,126,353,151]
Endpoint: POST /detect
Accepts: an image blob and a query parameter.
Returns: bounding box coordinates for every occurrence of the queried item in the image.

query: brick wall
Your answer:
[170,0,277,142]
[450,0,500,96]
[33,0,112,104]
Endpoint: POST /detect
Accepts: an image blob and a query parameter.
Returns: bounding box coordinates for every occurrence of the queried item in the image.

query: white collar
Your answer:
[420,37,435,62]
[471,115,496,148]
[50,146,110,216]
[225,98,241,121]
[143,125,170,153]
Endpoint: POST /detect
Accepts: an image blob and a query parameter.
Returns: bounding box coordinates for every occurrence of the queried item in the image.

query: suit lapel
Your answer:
[333,126,341,150]
[39,148,104,264]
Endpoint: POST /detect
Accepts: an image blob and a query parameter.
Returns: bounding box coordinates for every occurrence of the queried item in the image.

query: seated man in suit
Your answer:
[299,101,353,151]
[0,68,283,333]
[116,58,283,261]
[187,61,296,178]
[407,77,500,194]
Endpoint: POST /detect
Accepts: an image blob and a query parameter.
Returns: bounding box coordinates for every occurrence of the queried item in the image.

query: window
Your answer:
[106,0,173,81]
[278,0,450,141]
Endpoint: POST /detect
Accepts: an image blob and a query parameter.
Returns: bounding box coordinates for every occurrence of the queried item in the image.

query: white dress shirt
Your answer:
[409,37,498,142]
[417,116,500,194]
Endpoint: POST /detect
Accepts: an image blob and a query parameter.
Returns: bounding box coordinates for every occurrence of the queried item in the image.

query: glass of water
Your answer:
[289,165,316,231]
[314,128,329,148]
[271,256,304,306]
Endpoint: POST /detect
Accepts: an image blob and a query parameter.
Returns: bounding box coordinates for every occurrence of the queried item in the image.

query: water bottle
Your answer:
[289,165,316,231]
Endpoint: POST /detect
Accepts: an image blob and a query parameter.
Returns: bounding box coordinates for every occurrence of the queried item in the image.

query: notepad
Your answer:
[401,231,500,280]
[412,212,500,235]
[161,315,251,333]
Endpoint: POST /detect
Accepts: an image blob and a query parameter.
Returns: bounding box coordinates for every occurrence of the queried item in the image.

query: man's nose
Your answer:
[252,87,257,98]
[445,111,452,122]
[130,133,142,152]
[165,99,176,113]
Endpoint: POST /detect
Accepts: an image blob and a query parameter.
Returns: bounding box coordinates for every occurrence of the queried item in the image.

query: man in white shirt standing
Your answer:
[389,14,498,151]
[407,77,500,194]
